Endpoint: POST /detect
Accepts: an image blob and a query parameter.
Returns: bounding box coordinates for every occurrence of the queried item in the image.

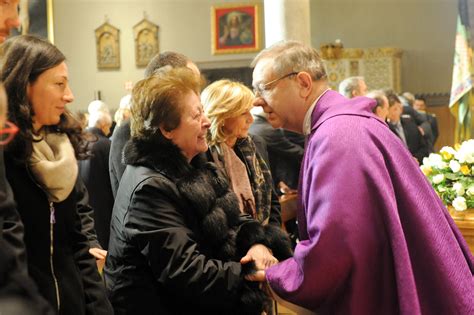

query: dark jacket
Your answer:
[105,136,291,315]
[4,153,113,315]
[109,119,131,197]
[388,116,430,164]
[79,127,114,249]
[249,115,304,189]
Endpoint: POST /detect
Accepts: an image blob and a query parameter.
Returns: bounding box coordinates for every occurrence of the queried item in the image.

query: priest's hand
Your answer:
[240,244,278,270]
[245,269,266,282]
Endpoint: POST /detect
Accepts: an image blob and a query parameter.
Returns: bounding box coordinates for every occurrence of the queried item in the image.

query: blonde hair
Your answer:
[201,80,254,146]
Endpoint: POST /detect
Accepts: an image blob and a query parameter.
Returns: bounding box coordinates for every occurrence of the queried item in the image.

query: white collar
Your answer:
[303,88,330,135]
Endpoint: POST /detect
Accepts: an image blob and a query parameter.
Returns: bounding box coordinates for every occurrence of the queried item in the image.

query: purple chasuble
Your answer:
[266,90,473,314]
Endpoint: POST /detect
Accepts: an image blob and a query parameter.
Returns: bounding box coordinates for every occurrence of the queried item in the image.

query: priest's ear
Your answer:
[296,72,313,98]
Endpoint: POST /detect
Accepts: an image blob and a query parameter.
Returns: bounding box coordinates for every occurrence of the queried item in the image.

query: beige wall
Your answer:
[310,0,456,95]
[53,0,457,111]
[53,0,261,111]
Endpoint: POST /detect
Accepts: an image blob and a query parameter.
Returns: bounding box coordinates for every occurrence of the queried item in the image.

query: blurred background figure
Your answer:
[74,110,89,130]
[338,76,368,98]
[414,96,439,147]
[386,92,429,164]
[79,110,114,253]
[88,99,110,116]
[114,94,131,128]
[396,90,434,152]
[367,90,389,121]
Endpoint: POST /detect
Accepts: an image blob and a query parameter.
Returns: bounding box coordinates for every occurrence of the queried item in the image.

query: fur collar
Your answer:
[123,135,206,179]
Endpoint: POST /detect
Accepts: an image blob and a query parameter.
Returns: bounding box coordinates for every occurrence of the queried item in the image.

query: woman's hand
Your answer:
[240,244,278,270]
[89,247,107,260]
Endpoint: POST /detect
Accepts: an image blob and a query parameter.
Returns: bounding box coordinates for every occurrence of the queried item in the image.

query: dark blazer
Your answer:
[4,152,112,315]
[389,117,430,164]
[249,115,304,189]
[109,119,131,198]
[105,136,291,315]
[403,105,433,149]
[79,127,114,249]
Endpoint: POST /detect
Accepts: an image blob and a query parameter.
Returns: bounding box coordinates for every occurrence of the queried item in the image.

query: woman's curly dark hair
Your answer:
[1,35,89,164]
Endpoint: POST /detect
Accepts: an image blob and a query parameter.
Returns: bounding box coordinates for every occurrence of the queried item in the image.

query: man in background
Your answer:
[386,92,429,164]
[414,96,439,146]
[79,111,114,250]
[338,76,367,98]
[366,90,389,121]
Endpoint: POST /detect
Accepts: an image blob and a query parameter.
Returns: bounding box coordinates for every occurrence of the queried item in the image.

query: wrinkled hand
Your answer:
[89,247,107,260]
[240,244,278,270]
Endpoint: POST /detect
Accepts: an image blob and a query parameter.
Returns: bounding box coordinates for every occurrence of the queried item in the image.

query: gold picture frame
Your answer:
[14,0,54,43]
[211,3,262,55]
[95,21,120,70]
[133,18,159,68]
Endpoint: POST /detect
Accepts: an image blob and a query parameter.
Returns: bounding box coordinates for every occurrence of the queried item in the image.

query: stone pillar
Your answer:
[263,0,311,47]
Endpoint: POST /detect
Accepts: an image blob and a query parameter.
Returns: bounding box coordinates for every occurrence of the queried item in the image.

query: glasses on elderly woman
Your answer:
[0,120,19,145]
[253,72,298,97]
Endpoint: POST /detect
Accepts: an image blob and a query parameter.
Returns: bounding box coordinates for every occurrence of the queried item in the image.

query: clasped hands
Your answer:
[240,244,278,282]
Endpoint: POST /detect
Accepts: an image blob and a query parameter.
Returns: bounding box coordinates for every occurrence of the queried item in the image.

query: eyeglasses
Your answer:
[0,120,19,145]
[253,72,298,97]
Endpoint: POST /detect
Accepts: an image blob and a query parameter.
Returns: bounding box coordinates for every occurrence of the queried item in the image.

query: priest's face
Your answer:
[252,58,299,130]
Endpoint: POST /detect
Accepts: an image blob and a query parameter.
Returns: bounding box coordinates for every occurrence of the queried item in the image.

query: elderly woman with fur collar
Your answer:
[104,68,291,315]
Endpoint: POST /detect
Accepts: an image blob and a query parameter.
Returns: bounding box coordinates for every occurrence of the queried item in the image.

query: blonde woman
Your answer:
[202,80,291,262]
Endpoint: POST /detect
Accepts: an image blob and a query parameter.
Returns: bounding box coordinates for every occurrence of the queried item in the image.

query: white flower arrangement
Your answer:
[421,139,474,211]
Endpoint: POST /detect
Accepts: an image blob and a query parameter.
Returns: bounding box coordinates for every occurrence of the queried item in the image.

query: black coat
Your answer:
[249,115,305,189]
[105,136,292,315]
[4,153,113,315]
[388,117,430,164]
[79,127,114,249]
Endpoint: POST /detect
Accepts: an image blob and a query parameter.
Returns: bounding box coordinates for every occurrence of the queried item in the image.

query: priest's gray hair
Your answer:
[251,40,327,81]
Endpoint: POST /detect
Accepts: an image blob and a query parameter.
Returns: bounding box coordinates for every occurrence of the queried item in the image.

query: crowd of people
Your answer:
[0,1,472,314]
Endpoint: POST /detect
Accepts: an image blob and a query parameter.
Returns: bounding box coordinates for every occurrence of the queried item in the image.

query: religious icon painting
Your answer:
[133,18,159,68]
[211,3,262,55]
[95,21,120,70]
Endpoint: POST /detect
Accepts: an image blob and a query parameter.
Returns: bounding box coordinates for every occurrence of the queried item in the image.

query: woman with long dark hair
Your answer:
[2,35,112,314]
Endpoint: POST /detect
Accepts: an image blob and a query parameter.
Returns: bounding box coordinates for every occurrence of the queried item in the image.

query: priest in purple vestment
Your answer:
[248,40,473,314]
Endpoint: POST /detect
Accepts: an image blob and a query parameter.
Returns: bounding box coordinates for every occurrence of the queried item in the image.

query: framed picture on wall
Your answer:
[95,22,121,70]
[11,0,54,42]
[211,3,261,55]
[133,18,159,68]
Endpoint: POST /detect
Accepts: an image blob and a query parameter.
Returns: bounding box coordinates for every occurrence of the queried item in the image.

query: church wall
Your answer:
[53,0,457,111]
[310,0,457,95]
